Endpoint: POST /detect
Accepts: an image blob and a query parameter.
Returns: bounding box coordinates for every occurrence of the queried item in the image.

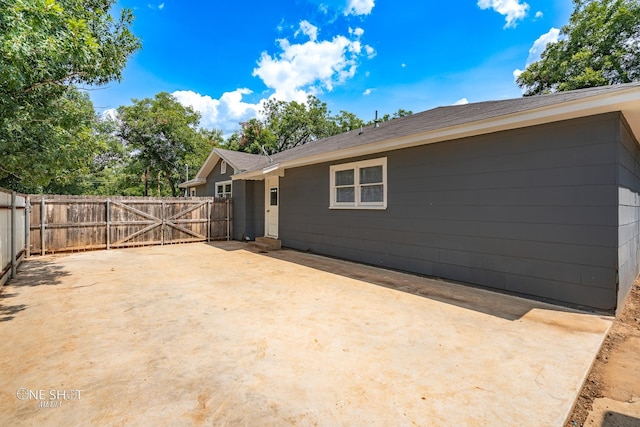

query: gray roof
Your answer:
[237,82,640,177]
[215,148,266,172]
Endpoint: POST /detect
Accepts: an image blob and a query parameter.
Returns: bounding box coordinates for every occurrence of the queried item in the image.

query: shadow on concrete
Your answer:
[0,258,70,322]
[229,244,587,322]
[9,259,69,287]
[206,241,251,252]
[601,411,640,426]
[0,294,26,322]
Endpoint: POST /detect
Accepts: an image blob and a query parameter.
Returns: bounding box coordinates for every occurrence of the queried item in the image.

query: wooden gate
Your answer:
[29,196,232,255]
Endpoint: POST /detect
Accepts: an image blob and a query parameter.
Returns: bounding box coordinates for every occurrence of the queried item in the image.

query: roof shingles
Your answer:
[239,83,640,175]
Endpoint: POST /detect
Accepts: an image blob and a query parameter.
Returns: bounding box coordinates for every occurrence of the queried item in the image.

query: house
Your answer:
[180,83,640,314]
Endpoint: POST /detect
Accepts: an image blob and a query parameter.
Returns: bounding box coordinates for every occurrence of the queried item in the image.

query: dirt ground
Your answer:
[566,281,640,427]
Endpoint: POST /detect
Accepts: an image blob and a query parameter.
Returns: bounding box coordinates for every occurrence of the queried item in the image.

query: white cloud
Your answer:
[101,108,119,122]
[513,27,561,83]
[344,0,375,16]
[172,89,262,134]
[453,98,469,105]
[477,0,529,28]
[158,3,164,10]
[349,27,365,38]
[534,11,543,19]
[363,88,373,95]
[401,63,406,68]
[147,2,164,10]
[252,22,375,102]
[365,45,376,59]
[295,20,318,42]
[169,21,377,133]
[525,27,560,65]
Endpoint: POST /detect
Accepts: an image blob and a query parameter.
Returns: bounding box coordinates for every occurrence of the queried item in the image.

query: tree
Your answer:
[225,119,276,154]
[0,89,99,193]
[333,110,366,133]
[517,0,640,95]
[222,98,417,155]
[71,115,142,196]
[0,0,141,189]
[261,95,338,153]
[117,92,209,197]
[378,108,413,122]
[189,128,224,168]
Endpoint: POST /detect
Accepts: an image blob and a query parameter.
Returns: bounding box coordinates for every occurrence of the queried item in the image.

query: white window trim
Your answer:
[220,160,227,174]
[329,157,387,210]
[215,180,232,198]
[189,188,196,197]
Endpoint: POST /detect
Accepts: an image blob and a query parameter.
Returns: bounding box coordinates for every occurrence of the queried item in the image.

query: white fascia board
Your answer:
[178,178,206,188]
[263,163,280,174]
[233,88,640,180]
[230,172,266,181]
[193,150,221,181]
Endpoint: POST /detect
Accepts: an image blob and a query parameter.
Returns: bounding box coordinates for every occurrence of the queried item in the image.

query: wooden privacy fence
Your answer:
[0,188,27,286]
[28,195,233,255]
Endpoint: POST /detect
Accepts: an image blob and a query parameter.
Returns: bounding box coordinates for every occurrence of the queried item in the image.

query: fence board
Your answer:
[0,188,27,285]
[28,196,231,255]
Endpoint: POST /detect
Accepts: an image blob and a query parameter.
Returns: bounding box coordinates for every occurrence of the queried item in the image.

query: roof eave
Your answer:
[192,150,222,181]
[233,88,640,180]
[178,178,206,188]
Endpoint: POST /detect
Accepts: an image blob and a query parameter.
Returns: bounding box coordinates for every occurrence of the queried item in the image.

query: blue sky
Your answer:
[90,0,575,135]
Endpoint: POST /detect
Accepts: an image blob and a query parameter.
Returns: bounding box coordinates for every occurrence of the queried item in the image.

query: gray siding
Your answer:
[617,116,640,314]
[233,180,248,240]
[190,158,265,240]
[252,181,265,238]
[233,180,264,240]
[279,114,621,311]
[194,160,234,197]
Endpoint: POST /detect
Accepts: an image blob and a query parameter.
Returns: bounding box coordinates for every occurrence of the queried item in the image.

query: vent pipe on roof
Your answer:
[374,110,379,128]
[261,145,273,163]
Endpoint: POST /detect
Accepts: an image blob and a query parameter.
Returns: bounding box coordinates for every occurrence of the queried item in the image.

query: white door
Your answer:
[265,176,279,238]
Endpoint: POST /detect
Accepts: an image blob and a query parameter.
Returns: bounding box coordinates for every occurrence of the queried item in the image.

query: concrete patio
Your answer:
[0,242,612,426]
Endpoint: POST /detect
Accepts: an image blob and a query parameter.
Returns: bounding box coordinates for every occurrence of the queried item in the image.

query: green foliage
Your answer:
[0,0,139,91]
[261,95,338,153]
[226,119,276,154]
[68,115,143,196]
[224,97,414,155]
[0,88,98,192]
[517,0,640,95]
[333,110,366,133]
[378,108,413,123]
[0,0,141,190]
[116,92,213,196]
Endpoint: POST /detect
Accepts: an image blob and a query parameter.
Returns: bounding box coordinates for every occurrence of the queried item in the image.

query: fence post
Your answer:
[25,196,30,258]
[207,200,211,242]
[10,191,16,279]
[40,197,46,255]
[106,199,111,250]
[161,200,166,245]
[226,198,230,241]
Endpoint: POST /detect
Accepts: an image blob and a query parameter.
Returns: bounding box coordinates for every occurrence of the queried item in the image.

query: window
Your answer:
[189,188,196,197]
[330,157,387,209]
[220,160,227,174]
[215,180,232,198]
